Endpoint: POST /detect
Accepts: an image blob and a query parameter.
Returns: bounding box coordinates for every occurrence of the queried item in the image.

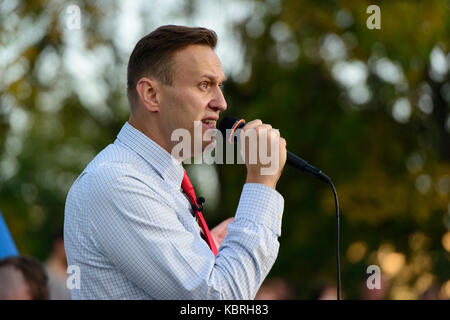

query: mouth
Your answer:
[201,119,217,129]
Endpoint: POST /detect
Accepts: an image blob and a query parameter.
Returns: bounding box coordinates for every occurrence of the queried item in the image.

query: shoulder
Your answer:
[70,143,152,196]
[86,148,150,192]
[67,141,173,207]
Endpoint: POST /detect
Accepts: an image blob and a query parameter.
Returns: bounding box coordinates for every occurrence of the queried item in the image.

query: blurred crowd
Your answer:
[0,212,71,300]
[0,210,446,300]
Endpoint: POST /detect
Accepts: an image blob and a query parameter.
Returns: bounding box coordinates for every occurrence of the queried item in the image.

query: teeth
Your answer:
[203,120,216,125]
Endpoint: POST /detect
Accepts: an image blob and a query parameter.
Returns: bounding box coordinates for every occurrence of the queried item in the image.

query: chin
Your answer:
[202,137,216,151]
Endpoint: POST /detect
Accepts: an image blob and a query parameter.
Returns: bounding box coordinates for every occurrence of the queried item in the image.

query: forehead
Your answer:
[172,45,226,83]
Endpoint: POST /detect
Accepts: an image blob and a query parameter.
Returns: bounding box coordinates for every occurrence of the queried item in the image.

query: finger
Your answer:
[212,217,234,234]
[255,124,272,132]
[267,128,281,140]
[272,128,280,136]
[244,124,271,136]
[279,137,287,150]
[218,217,234,230]
[243,119,263,131]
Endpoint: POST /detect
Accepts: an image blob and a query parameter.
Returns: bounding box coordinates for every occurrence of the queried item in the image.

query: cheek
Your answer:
[161,92,186,126]
[181,93,208,123]
[163,88,206,131]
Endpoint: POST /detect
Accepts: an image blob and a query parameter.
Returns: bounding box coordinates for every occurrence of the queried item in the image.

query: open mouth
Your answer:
[201,119,217,129]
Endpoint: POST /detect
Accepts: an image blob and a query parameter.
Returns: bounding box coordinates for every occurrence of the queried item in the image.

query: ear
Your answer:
[135,77,160,112]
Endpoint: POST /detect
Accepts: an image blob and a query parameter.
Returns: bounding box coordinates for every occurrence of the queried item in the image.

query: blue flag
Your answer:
[0,211,18,259]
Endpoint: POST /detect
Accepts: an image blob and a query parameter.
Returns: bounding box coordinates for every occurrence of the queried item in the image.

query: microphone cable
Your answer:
[288,154,341,299]
[326,177,341,300]
[218,116,341,299]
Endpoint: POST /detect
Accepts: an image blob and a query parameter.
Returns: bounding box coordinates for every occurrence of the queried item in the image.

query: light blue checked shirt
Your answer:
[64,122,284,300]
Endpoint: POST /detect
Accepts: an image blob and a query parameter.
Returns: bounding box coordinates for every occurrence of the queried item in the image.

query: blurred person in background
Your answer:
[0,255,49,300]
[359,273,390,300]
[419,284,441,300]
[311,283,339,300]
[254,277,295,300]
[45,229,71,300]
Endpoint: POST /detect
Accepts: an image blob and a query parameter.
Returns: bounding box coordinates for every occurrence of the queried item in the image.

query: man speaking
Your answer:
[64,25,287,299]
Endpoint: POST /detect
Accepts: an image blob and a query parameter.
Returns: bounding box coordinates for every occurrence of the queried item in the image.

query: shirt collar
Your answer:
[115,122,184,190]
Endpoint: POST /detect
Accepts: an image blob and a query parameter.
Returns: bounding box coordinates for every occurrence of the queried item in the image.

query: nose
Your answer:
[208,87,227,112]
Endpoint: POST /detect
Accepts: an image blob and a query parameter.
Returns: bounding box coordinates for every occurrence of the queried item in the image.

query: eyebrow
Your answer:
[200,73,227,83]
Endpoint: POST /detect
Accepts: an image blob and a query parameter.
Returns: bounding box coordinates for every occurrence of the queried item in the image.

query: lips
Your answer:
[201,118,217,129]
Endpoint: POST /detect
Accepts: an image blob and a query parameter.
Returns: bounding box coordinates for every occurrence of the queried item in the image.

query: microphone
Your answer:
[218,116,330,183]
[218,115,342,300]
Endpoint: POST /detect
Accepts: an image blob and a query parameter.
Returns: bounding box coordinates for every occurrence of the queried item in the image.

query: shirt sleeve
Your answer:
[86,164,284,300]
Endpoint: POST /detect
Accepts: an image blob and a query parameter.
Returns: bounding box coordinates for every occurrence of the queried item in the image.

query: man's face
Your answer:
[158,45,227,155]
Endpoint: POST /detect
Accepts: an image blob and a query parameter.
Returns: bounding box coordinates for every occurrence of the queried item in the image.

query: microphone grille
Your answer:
[218,116,241,138]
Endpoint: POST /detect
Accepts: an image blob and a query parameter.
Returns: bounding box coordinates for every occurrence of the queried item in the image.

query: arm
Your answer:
[86,165,283,300]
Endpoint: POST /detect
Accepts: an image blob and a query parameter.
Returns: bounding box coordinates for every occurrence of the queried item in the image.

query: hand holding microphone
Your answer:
[239,119,287,189]
[219,116,341,300]
[219,116,330,183]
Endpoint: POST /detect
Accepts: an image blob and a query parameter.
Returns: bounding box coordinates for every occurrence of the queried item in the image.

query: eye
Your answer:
[199,81,209,89]
[218,83,224,90]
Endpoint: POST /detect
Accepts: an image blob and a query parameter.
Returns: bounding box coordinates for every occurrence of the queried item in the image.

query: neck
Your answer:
[128,115,186,163]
